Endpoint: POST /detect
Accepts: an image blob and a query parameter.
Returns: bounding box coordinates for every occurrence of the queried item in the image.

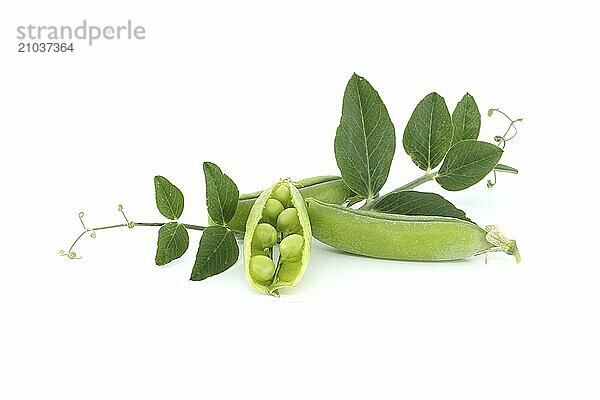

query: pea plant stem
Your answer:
[63,221,208,258]
[361,161,518,211]
[388,171,438,192]
[362,171,438,210]
[135,222,207,230]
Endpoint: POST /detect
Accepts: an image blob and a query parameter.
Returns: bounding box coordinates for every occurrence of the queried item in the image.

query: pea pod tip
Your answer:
[508,241,521,264]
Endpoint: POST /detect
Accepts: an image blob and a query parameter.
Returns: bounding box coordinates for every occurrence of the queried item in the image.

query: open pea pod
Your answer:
[244,179,312,296]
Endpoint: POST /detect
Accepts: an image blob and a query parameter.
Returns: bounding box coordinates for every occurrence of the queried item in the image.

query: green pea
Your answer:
[276,208,301,236]
[249,255,276,282]
[272,185,291,208]
[252,223,277,250]
[263,198,284,226]
[306,198,520,262]
[279,234,304,262]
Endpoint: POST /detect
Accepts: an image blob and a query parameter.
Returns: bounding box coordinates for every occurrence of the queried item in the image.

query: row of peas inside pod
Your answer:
[243,179,312,296]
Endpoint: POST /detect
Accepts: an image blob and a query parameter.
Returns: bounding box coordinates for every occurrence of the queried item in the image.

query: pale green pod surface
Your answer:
[306,198,518,262]
[295,176,355,207]
[244,180,312,295]
[276,260,303,283]
[216,176,354,232]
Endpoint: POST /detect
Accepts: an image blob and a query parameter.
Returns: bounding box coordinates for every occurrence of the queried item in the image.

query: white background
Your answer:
[1,1,598,399]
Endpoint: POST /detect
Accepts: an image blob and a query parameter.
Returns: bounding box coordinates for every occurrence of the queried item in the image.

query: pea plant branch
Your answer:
[360,105,521,211]
[61,73,522,295]
[365,160,517,210]
[59,207,208,260]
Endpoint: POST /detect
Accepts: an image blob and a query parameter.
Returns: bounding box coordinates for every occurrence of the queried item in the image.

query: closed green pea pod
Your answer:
[306,198,520,262]
[244,180,313,295]
[213,176,354,232]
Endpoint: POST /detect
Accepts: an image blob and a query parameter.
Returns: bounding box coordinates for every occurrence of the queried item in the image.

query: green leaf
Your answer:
[190,226,239,281]
[334,73,396,199]
[451,93,481,147]
[403,92,453,171]
[203,162,240,226]
[436,140,503,191]
[494,163,518,174]
[155,222,189,266]
[372,191,470,221]
[154,176,185,220]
